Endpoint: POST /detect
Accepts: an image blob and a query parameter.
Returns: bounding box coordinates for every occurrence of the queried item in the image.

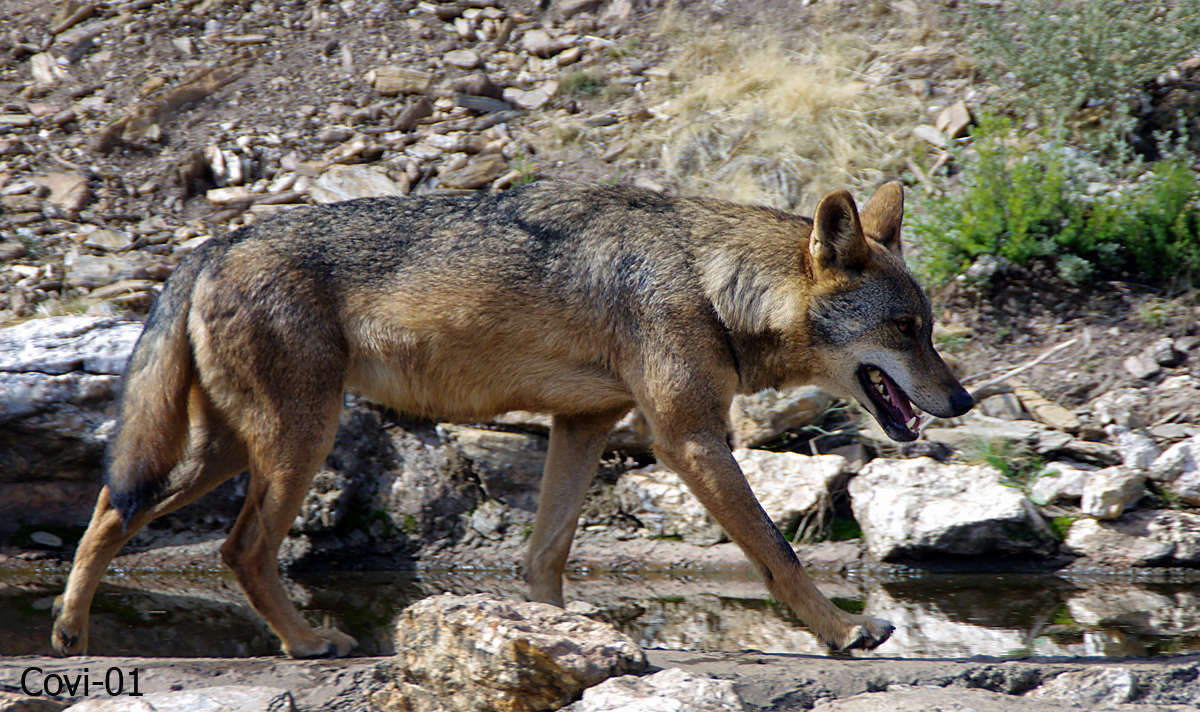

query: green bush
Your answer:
[910,116,1200,286]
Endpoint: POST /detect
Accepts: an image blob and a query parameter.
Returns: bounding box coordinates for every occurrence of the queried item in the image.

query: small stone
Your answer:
[561,668,745,712]
[83,228,134,252]
[1091,388,1150,429]
[1123,352,1160,379]
[394,96,435,131]
[556,46,584,67]
[1013,386,1080,431]
[1029,461,1094,505]
[521,29,566,58]
[0,240,27,260]
[1028,667,1137,706]
[205,186,253,205]
[1063,510,1200,566]
[1107,425,1160,471]
[368,65,433,96]
[502,85,557,111]
[1080,466,1145,520]
[307,165,407,204]
[31,52,68,86]
[30,531,63,547]
[557,0,603,18]
[1149,337,1186,367]
[439,154,509,189]
[317,125,355,144]
[33,171,90,213]
[1150,434,1200,505]
[912,124,948,148]
[935,100,972,139]
[444,48,481,70]
[978,392,1027,420]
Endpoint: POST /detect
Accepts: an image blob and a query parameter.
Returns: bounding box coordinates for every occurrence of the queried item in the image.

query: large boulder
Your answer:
[848,458,1056,561]
[380,594,646,712]
[614,449,850,545]
[0,317,141,534]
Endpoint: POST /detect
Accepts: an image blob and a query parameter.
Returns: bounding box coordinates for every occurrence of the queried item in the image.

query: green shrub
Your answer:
[911,116,1200,286]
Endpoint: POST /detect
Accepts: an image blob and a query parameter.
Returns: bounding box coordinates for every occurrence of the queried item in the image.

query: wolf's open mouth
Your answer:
[856,364,921,441]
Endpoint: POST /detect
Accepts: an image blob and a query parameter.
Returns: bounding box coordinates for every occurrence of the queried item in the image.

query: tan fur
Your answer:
[53,181,971,658]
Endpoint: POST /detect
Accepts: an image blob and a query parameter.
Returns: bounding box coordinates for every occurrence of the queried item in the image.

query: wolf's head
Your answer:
[804,182,973,441]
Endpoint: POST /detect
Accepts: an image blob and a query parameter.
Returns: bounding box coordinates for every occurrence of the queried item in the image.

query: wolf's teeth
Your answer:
[906,416,919,429]
[868,369,883,383]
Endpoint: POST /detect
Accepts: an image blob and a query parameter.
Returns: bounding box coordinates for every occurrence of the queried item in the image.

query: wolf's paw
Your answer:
[284,627,358,658]
[831,614,894,652]
[51,616,87,656]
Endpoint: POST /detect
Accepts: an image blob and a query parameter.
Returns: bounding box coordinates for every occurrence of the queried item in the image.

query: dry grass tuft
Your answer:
[644,24,926,211]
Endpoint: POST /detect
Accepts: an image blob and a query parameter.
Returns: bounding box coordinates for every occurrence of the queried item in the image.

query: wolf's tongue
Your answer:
[883,375,916,422]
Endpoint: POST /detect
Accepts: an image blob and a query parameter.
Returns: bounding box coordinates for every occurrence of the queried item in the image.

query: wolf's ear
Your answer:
[859,181,904,256]
[811,189,868,271]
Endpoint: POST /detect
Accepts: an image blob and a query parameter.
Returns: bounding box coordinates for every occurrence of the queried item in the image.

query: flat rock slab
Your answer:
[6,652,1199,711]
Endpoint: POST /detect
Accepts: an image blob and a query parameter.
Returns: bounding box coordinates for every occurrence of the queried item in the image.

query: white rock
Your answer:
[1080,466,1145,520]
[64,686,294,712]
[0,316,141,376]
[307,165,406,204]
[1063,510,1200,565]
[729,386,834,448]
[737,450,849,535]
[561,668,746,712]
[1149,435,1200,505]
[1107,425,1160,471]
[444,48,481,69]
[849,458,1054,560]
[614,449,848,545]
[388,594,645,712]
[613,464,721,544]
[1029,461,1095,505]
[1090,388,1150,429]
[502,84,557,110]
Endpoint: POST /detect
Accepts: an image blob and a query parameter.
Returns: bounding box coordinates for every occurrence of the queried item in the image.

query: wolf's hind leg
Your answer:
[525,409,627,606]
[52,386,249,656]
[218,392,356,658]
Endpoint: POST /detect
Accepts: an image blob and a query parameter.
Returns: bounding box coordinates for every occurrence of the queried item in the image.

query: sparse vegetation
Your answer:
[965,438,1047,493]
[644,25,926,211]
[967,0,1200,152]
[561,70,605,97]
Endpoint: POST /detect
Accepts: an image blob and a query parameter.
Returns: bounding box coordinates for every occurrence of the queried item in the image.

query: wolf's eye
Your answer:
[895,317,916,337]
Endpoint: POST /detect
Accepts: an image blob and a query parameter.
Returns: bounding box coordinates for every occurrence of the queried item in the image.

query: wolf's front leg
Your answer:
[525,409,628,604]
[653,429,893,651]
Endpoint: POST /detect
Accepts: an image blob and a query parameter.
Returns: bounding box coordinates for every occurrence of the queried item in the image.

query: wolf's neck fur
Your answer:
[689,201,809,336]
[686,200,814,392]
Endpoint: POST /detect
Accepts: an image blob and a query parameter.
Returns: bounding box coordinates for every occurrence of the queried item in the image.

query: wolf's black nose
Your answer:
[949,388,974,416]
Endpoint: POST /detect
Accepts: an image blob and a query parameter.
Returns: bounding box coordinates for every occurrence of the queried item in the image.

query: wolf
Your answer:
[51,180,972,658]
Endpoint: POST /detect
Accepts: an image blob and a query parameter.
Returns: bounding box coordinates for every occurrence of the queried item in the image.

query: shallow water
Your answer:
[4,566,1199,658]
